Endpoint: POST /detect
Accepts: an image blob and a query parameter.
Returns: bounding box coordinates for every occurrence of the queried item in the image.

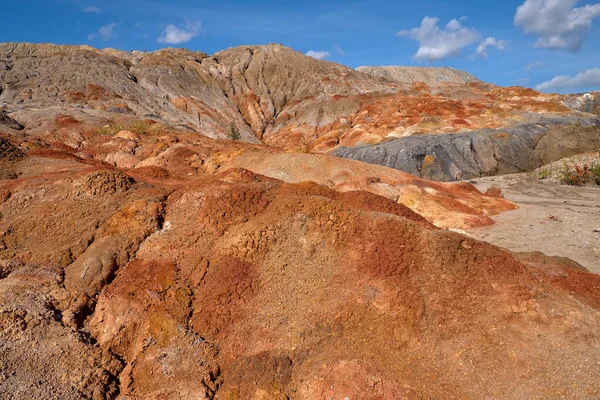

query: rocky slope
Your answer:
[334,114,600,181]
[0,112,514,230]
[357,65,481,84]
[2,42,598,165]
[1,42,600,399]
[564,91,600,116]
[1,135,600,399]
[0,43,259,142]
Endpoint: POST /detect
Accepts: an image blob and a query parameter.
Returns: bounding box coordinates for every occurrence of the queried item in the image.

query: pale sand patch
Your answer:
[467,175,600,273]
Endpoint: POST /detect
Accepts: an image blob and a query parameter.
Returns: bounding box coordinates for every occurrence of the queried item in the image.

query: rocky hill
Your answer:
[2,127,600,399]
[0,42,399,144]
[2,42,598,170]
[357,65,481,84]
[334,114,600,181]
[1,42,600,399]
[564,91,600,115]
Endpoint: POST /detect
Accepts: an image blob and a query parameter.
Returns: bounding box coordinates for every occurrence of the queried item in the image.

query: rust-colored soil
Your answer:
[1,142,599,399]
[1,43,599,399]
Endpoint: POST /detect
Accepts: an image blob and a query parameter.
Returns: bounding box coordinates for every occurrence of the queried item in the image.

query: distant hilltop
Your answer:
[1,41,596,162]
[357,65,482,84]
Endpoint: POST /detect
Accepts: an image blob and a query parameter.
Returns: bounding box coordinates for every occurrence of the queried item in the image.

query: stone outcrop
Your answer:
[0,137,23,161]
[334,115,600,181]
[0,111,23,130]
[563,91,600,116]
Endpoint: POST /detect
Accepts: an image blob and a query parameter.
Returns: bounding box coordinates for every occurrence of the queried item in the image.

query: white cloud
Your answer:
[333,45,345,56]
[306,50,331,60]
[525,61,544,71]
[83,6,101,13]
[88,22,117,40]
[514,0,600,51]
[397,17,480,62]
[535,68,600,91]
[446,19,462,31]
[476,37,508,57]
[157,20,201,45]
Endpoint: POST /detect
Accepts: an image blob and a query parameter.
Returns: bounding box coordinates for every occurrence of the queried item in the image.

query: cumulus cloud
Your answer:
[476,37,508,57]
[83,6,101,13]
[88,22,117,40]
[157,20,201,45]
[514,0,600,51]
[397,17,480,62]
[306,50,331,60]
[535,68,600,91]
[445,19,462,31]
[525,61,544,71]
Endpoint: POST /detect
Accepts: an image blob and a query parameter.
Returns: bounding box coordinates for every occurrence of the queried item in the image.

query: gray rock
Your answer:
[0,110,24,130]
[356,66,481,84]
[563,92,600,115]
[333,115,600,182]
[106,106,133,115]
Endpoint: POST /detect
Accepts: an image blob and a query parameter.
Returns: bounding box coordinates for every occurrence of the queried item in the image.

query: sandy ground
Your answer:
[467,175,600,274]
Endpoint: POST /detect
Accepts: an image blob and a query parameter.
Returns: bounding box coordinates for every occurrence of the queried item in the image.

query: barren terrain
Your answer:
[469,176,600,273]
[1,42,600,399]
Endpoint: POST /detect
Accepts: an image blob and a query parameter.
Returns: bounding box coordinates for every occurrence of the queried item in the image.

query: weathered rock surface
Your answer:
[0,116,513,230]
[334,115,600,181]
[0,111,23,131]
[357,65,481,84]
[1,148,600,398]
[0,263,123,399]
[2,42,598,165]
[0,137,23,161]
[0,43,257,141]
[563,91,600,116]
[1,42,600,399]
[218,148,516,229]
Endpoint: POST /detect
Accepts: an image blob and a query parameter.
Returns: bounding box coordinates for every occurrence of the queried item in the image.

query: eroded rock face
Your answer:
[0,111,24,131]
[0,263,123,400]
[0,137,23,161]
[0,43,257,142]
[0,131,599,399]
[1,42,600,399]
[564,91,600,116]
[334,115,600,181]
[217,148,517,229]
[1,42,597,169]
[356,65,481,84]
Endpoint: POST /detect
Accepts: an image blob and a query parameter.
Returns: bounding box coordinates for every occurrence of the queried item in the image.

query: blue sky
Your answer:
[2,0,600,93]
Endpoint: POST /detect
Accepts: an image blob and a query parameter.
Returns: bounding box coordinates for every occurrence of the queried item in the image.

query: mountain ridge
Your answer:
[356,65,482,84]
[1,42,598,178]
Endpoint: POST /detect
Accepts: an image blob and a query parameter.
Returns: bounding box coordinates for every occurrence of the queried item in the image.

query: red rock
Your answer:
[485,186,505,198]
